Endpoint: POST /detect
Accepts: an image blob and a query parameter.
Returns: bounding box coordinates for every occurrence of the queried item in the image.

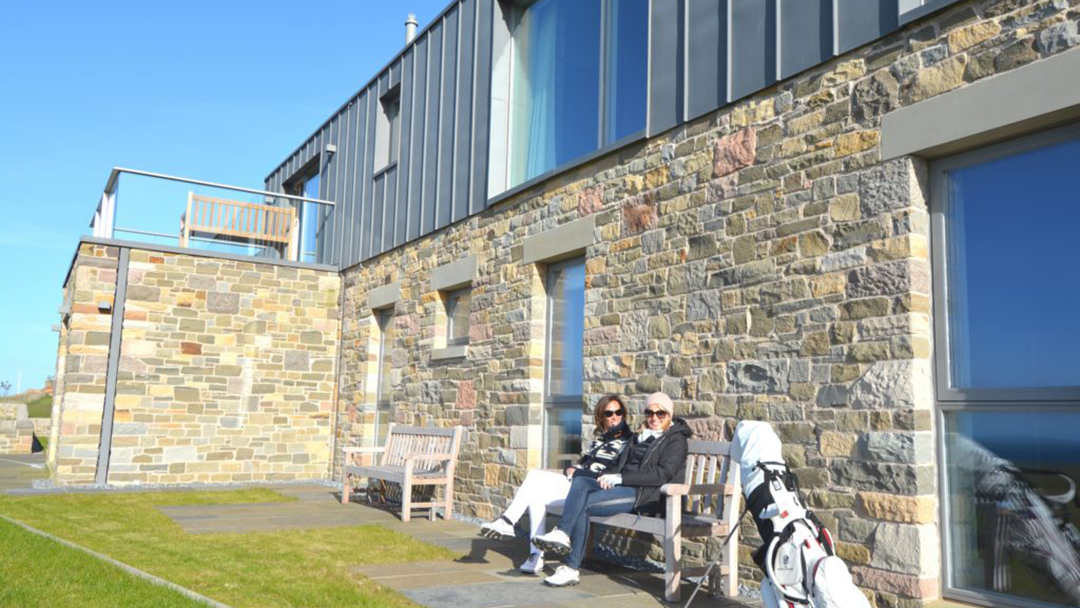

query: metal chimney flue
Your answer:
[405,13,418,43]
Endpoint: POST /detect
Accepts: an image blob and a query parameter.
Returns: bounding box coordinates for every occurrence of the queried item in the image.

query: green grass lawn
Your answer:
[0,489,456,608]
[26,395,52,418]
[0,517,208,608]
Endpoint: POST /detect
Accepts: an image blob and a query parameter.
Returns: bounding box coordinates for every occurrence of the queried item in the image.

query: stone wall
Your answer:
[50,243,120,482]
[51,244,341,485]
[0,402,33,454]
[333,1,1080,604]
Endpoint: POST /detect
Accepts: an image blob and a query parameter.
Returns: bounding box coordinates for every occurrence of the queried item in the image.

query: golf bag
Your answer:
[731,421,870,608]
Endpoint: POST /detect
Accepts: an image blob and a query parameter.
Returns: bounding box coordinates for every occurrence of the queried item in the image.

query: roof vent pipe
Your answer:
[405,14,418,43]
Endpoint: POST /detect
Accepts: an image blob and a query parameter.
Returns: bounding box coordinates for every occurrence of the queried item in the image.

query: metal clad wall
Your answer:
[469,0,493,215]
[453,0,476,224]
[438,7,460,230]
[685,0,727,122]
[779,0,832,80]
[837,0,899,54]
[647,0,682,137]
[423,22,444,237]
[266,0,923,270]
[730,0,777,102]
[396,49,416,249]
[408,36,429,243]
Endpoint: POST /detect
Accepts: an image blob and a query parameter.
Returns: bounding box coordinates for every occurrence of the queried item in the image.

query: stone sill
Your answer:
[431,345,468,361]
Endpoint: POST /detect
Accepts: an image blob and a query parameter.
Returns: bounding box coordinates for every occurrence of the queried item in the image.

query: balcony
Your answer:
[89,168,336,264]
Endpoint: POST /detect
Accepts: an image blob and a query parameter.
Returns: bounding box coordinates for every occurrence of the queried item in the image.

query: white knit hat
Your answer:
[646,392,674,416]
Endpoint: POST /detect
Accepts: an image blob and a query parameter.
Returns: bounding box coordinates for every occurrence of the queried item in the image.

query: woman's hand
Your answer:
[598,473,622,489]
[564,467,576,479]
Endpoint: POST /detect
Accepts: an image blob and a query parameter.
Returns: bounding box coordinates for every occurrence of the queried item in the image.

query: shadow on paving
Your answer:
[160,484,758,608]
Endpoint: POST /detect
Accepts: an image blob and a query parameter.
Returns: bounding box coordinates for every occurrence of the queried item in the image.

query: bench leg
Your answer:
[401,481,412,523]
[664,495,682,602]
[443,480,454,521]
[341,474,350,505]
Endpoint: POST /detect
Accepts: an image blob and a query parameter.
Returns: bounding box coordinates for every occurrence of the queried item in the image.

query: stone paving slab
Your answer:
[153,482,759,608]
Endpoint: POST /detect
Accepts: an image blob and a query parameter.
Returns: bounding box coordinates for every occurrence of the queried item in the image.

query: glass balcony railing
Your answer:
[89,168,336,264]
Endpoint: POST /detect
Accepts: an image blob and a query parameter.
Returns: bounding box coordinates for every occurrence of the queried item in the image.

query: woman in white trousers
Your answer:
[479,394,632,574]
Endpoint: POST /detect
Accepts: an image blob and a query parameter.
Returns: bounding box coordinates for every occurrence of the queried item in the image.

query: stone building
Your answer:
[49,1,1080,607]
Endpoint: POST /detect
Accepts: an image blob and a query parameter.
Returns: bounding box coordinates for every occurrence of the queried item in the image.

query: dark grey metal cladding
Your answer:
[729,0,777,102]
[454,0,477,224]
[423,21,444,237]
[407,37,429,243]
[469,0,493,215]
[396,48,416,249]
[647,0,682,136]
[778,0,832,80]
[685,0,727,123]
[836,0,899,54]
[438,6,460,229]
[266,0,937,270]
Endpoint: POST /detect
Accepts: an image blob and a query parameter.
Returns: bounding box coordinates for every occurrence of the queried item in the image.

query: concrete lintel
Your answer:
[882,47,1080,160]
[521,216,596,265]
[431,345,468,361]
[368,283,401,310]
[430,255,478,292]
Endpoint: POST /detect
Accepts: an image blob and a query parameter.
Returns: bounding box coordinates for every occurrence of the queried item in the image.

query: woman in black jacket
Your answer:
[532,392,691,587]
[479,395,632,574]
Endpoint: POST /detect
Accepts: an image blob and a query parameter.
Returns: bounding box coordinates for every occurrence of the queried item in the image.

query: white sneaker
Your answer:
[532,528,571,555]
[543,565,580,587]
[519,553,544,574]
[479,516,515,541]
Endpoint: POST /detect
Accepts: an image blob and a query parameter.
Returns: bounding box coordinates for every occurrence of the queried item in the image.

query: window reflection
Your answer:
[544,257,585,468]
[944,137,1080,389]
[944,411,1080,606]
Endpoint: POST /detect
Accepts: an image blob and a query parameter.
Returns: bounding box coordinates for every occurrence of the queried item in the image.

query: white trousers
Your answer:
[502,469,572,555]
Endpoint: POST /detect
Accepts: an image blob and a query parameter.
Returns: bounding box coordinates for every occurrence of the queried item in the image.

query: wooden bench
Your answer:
[340,426,463,522]
[551,439,741,602]
[179,192,299,260]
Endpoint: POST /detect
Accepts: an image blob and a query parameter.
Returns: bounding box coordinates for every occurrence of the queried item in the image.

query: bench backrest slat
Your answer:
[379,425,463,470]
[679,439,738,517]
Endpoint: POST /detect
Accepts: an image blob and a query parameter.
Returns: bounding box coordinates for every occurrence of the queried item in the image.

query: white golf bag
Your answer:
[731,421,871,608]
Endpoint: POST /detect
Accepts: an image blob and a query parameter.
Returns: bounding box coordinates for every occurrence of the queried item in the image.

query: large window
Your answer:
[495,0,648,192]
[934,125,1080,608]
[445,288,471,347]
[544,257,585,469]
[375,309,395,445]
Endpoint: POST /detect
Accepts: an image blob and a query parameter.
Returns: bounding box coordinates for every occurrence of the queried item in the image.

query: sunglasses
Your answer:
[644,409,669,418]
[602,409,626,418]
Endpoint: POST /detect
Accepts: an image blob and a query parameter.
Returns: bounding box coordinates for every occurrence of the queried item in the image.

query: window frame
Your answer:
[542,256,586,470]
[374,86,402,173]
[930,122,1080,405]
[374,308,395,446]
[444,287,471,347]
[931,121,1080,608]
[490,0,648,195]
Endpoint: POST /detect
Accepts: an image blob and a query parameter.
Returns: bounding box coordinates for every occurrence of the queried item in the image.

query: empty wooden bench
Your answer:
[341,426,463,522]
[551,439,742,602]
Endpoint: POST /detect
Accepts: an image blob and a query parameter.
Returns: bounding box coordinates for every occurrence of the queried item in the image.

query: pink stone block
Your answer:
[713,128,757,177]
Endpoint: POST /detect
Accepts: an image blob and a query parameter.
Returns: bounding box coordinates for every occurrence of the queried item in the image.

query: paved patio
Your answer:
[1,459,757,608]
[159,483,757,608]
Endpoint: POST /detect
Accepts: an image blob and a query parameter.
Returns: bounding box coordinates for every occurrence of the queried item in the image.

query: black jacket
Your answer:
[615,417,693,514]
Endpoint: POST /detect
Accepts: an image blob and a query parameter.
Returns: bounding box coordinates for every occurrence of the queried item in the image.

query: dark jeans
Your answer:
[557,475,637,569]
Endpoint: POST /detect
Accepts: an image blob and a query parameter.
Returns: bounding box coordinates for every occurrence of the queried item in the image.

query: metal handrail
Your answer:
[103,167,335,206]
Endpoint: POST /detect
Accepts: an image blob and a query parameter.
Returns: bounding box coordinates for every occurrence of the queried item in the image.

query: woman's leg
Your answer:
[564,486,636,570]
[503,469,565,523]
[555,475,602,533]
[526,476,571,551]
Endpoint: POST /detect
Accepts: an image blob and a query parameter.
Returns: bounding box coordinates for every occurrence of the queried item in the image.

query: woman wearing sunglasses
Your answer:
[532,391,691,587]
[479,394,632,575]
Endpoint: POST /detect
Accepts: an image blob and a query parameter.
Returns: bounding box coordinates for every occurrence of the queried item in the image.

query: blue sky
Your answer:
[0,0,450,394]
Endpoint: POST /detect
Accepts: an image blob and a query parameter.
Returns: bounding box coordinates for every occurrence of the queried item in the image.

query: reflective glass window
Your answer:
[544,257,585,468]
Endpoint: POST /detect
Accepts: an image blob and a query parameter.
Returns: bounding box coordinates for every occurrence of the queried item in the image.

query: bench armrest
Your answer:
[661,483,735,496]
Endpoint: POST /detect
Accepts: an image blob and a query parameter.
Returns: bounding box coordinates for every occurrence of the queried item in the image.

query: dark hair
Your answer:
[592,394,629,436]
